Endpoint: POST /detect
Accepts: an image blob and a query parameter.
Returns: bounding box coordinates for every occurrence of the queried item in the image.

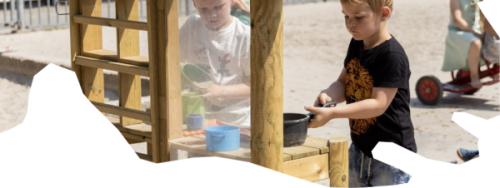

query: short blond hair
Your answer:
[340,0,393,13]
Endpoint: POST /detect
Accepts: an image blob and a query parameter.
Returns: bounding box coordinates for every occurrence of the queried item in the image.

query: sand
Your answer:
[0,0,499,183]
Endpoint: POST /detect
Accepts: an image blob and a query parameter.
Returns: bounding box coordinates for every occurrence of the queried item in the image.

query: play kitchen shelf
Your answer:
[170,136,330,162]
[106,115,347,183]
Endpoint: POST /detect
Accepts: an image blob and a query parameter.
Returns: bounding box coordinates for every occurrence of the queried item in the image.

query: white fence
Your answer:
[0,0,331,32]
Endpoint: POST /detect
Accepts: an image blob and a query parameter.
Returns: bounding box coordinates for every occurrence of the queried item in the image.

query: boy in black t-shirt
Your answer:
[304,0,417,186]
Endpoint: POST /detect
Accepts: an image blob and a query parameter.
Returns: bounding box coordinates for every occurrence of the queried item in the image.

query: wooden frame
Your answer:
[70,0,348,186]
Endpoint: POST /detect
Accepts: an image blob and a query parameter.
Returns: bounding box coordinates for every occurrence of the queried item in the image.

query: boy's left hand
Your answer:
[304,106,334,128]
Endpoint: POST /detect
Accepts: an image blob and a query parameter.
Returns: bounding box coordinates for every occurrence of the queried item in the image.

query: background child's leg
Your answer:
[468,39,482,88]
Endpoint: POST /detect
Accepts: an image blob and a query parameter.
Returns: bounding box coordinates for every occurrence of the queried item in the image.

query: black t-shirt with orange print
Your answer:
[343,36,417,157]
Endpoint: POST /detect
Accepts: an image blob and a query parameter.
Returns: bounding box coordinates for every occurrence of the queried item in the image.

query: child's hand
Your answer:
[202,84,225,98]
[473,31,484,39]
[304,106,334,128]
[314,92,333,107]
[231,0,250,13]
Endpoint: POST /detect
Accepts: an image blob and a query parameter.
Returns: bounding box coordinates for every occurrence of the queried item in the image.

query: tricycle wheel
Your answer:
[455,71,481,95]
[416,75,443,105]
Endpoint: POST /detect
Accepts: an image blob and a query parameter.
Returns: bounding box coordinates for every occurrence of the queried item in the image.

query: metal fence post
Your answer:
[17,0,25,30]
[10,0,15,25]
[185,0,190,16]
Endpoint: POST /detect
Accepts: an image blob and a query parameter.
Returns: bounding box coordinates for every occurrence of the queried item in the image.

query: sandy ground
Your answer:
[0,0,499,185]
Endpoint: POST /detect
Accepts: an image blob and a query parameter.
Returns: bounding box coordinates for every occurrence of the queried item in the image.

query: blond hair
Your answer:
[340,0,393,13]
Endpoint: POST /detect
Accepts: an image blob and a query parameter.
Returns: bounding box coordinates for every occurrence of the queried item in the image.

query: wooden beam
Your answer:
[69,0,83,90]
[121,132,152,143]
[116,0,142,126]
[283,154,329,182]
[146,0,162,163]
[329,136,349,187]
[80,0,104,104]
[125,138,144,144]
[162,0,183,162]
[250,0,284,172]
[92,102,151,122]
[75,56,149,76]
[83,49,149,67]
[136,152,153,161]
[73,15,148,31]
[107,116,152,138]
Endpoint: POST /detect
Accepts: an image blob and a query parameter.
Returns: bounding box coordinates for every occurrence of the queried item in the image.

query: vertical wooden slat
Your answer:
[147,0,182,163]
[157,1,168,163]
[250,0,284,172]
[163,0,182,162]
[80,0,104,103]
[116,0,142,126]
[146,0,161,163]
[70,0,82,89]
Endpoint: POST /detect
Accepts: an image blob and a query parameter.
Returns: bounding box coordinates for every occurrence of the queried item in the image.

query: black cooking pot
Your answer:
[283,101,337,147]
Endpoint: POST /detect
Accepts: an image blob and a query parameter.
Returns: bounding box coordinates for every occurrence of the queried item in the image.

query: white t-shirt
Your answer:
[179,15,251,126]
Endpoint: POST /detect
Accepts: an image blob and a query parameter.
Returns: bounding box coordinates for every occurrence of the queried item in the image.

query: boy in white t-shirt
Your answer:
[179,0,251,126]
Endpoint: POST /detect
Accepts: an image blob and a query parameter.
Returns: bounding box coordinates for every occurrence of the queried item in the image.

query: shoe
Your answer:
[449,160,458,164]
[456,148,479,162]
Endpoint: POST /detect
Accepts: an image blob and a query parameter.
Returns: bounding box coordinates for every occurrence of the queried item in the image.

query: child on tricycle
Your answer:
[416,0,499,105]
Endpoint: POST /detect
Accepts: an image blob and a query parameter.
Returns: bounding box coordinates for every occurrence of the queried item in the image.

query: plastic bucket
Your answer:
[205,126,240,152]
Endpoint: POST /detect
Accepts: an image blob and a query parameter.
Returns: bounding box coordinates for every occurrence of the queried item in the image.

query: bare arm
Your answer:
[233,0,250,14]
[328,87,397,119]
[314,68,347,106]
[450,0,481,37]
[306,87,398,128]
[202,76,251,99]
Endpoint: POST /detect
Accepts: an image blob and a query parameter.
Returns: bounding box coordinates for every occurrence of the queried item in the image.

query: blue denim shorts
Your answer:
[348,144,411,187]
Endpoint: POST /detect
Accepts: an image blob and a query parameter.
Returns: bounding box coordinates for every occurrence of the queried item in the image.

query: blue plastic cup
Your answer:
[186,114,203,131]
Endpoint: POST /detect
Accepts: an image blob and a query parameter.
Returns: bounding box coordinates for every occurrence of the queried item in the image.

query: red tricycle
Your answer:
[416,57,500,105]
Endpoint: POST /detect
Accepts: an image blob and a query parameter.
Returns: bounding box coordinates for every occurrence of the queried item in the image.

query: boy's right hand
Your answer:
[314,92,333,107]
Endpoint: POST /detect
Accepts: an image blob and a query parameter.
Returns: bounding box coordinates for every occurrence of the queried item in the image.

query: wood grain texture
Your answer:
[73,15,148,30]
[146,0,161,163]
[80,0,104,104]
[250,0,284,172]
[116,0,142,126]
[283,154,329,182]
[75,56,149,76]
[92,102,151,121]
[69,0,82,90]
[329,136,349,187]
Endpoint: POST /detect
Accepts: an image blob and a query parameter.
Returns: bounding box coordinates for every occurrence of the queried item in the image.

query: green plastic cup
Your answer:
[182,93,205,123]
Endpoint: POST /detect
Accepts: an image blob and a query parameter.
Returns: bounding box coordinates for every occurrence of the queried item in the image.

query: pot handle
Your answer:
[210,134,225,138]
[309,100,337,122]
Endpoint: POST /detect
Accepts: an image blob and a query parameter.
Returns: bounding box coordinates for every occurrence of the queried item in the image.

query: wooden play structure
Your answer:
[69,0,349,187]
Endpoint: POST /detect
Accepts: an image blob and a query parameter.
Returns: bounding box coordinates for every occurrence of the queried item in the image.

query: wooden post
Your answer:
[163,0,183,162]
[116,0,142,126]
[146,0,161,163]
[80,0,104,103]
[147,0,182,163]
[329,136,349,187]
[250,0,284,172]
[69,0,82,89]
